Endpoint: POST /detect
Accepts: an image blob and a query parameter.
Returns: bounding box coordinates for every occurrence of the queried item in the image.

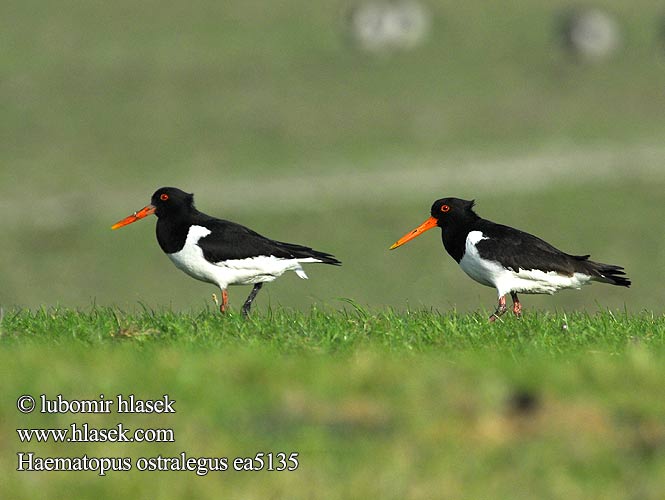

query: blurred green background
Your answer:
[2,0,664,313]
[2,346,664,499]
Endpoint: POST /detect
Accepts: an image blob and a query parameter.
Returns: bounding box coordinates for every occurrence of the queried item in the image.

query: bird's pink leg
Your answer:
[510,291,522,317]
[489,295,507,322]
[219,289,229,314]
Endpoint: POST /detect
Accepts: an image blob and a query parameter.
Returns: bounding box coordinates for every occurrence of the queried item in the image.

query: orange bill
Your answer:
[111,205,156,230]
[389,216,438,250]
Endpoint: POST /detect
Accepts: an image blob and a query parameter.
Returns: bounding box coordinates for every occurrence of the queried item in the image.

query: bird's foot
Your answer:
[241,283,263,319]
[488,312,504,322]
[510,292,522,318]
[218,290,229,314]
[489,295,508,322]
[241,304,251,318]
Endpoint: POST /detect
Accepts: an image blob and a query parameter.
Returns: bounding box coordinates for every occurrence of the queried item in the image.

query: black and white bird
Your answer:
[389,197,630,321]
[112,187,341,316]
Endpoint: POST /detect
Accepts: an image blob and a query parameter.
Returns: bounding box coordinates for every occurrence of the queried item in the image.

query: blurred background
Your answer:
[2,0,664,313]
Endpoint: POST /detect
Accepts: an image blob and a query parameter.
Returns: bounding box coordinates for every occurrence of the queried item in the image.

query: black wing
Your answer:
[475,220,630,286]
[475,221,587,275]
[196,217,341,265]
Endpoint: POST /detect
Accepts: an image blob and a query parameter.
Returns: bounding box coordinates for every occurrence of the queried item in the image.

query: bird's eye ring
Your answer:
[160,194,169,201]
[440,204,450,213]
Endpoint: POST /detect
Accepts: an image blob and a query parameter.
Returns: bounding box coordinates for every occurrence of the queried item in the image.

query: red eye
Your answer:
[440,204,450,213]
[160,194,169,201]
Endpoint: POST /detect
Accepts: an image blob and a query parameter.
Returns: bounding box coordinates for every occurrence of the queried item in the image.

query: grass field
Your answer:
[2,309,665,499]
[3,307,665,354]
[3,0,665,498]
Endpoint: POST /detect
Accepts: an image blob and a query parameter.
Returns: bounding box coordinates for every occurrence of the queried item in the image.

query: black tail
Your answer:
[278,241,341,266]
[575,256,631,287]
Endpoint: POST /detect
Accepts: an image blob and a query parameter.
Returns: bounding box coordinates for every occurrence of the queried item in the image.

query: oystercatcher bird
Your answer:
[112,187,341,316]
[390,198,630,321]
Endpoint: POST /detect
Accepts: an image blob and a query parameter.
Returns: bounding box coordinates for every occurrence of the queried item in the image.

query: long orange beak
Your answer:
[389,216,438,250]
[111,205,156,230]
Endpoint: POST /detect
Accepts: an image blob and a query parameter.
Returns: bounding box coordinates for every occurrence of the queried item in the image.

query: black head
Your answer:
[429,198,477,227]
[150,187,195,218]
[390,197,478,249]
[111,187,195,230]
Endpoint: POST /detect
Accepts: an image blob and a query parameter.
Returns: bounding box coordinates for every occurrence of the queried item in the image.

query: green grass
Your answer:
[2,307,665,355]
[2,308,665,499]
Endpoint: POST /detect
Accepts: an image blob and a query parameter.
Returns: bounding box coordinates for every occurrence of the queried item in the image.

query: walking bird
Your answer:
[390,197,630,321]
[112,187,341,316]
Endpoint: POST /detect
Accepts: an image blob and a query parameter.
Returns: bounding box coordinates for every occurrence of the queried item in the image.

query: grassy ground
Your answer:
[2,307,665,355]
[2,309,665,499]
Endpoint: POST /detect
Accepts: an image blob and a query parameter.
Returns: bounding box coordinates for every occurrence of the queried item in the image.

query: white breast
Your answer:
[459,231,504,289]
[167,225,216,283]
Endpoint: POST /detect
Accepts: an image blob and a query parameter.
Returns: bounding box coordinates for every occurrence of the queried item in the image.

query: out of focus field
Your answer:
[2,1,665,498]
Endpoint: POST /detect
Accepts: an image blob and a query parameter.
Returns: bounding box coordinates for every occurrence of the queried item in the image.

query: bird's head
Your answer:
[111,187,195,230]
[389,197,476,249]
